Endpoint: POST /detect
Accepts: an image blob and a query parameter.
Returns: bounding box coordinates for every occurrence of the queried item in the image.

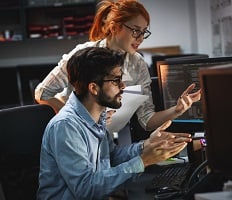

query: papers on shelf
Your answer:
[106,85,148,133]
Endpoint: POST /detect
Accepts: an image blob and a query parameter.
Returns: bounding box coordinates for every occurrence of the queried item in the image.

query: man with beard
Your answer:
[37,47,192,200]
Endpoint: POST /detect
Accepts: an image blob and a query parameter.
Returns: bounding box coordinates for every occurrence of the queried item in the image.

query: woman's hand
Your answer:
[106,110,116,125]
[175,83,201,116]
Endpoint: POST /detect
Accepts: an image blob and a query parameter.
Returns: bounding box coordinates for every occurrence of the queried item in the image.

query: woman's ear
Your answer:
[88,82,99,96]
[109,21,120,35]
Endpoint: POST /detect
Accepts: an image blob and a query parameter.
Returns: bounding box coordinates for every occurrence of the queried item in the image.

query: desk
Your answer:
[127,173,155,200]
[195,191,232,200]
[126,160,189,199]
[126,169,227,200]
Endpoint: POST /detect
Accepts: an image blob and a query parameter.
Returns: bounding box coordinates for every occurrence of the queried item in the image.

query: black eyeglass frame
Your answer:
[123,24,151,39]
[101,77,123,87]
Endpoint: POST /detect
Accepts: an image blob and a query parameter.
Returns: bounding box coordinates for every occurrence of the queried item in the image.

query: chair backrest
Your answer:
[17,64,55,105]
[0,104,55,200]
[0,67,22,109]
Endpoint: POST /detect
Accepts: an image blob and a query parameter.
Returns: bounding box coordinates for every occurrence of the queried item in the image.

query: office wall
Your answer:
[140,0,212,56]
[195,0,212,56]
[140,0,193,53]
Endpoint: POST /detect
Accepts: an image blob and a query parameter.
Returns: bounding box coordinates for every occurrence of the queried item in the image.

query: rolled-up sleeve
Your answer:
[34,41,99,102]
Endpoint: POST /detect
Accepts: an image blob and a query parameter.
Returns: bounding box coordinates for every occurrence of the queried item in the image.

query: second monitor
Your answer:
[156,56,232,122]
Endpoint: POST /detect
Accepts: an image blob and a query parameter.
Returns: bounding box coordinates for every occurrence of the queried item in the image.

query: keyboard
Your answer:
[145,163,193,193]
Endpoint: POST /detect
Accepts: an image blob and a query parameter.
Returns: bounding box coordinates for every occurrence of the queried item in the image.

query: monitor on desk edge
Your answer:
[156,56,232,123]
[199,64,232,179]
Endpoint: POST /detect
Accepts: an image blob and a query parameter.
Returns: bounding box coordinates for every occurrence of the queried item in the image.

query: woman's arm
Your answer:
[146,83,201,131]
[36,97,65,114]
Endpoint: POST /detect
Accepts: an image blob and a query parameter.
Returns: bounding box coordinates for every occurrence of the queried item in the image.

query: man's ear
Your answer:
[88,82,99,96]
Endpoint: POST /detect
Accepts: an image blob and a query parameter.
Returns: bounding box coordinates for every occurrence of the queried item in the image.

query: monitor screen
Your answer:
[156,56,232,122]
[199,64,232,178]
[151,54,208,112]
[151,54,208,77]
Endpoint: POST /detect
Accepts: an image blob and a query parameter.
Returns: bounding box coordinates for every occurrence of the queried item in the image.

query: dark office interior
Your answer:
[1,0,232,200]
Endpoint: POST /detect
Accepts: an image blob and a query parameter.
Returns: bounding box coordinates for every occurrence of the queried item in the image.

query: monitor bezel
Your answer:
[199,64,232,178]
[156,56,232,117]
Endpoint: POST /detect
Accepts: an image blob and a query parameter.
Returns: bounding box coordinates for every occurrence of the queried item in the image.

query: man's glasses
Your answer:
[123,24,151,39]
[102,77,123,87]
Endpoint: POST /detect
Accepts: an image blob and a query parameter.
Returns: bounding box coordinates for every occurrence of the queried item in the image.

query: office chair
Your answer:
[17,64,55,105]
[0,67,22,109]
[0,104,56,200]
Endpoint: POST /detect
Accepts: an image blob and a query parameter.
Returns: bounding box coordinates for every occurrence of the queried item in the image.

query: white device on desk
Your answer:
[195,191,232,200]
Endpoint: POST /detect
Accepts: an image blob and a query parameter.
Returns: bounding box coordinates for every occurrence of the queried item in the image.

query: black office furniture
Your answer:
[0,64,55,109]
[0,67,22,109]
[0,104,55,200]
[17,64,55,105]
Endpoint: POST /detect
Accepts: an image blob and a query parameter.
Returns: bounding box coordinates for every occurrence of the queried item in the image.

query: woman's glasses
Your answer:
[123,24,151,39]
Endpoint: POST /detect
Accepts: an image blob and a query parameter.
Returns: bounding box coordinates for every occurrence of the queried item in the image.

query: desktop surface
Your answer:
[126,134,208,199]
[195,191,232,200]
[126,162,194,200]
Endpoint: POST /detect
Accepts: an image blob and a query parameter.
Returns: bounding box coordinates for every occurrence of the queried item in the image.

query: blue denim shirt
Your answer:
[37,92,145,200]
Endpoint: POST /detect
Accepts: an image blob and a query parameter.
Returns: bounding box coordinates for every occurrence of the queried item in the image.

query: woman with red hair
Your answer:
[35,0,201,132]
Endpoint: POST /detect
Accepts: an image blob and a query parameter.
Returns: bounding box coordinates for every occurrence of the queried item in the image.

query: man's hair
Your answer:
[67,47,125,98]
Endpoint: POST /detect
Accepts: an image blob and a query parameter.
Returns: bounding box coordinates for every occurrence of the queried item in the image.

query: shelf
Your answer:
[0,0,96,42]
[0,8,23,42]
[26,0,95,8]
[0,0,21,8]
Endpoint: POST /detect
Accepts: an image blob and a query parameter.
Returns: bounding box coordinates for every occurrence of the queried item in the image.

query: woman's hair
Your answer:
[67,47,125,98]
[89,0,150,41]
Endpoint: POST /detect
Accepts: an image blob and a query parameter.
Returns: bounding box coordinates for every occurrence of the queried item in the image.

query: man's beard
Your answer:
[96,89,123,109]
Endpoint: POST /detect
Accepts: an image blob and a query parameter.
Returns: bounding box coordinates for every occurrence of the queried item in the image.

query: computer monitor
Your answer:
[151,54,208,112]
[156,56,232,122]
[151,54,209,77]
[131,54,208,142]
[199,64,232,179]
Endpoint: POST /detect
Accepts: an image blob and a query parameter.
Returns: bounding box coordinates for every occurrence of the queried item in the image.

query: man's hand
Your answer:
[141,120,192,167]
